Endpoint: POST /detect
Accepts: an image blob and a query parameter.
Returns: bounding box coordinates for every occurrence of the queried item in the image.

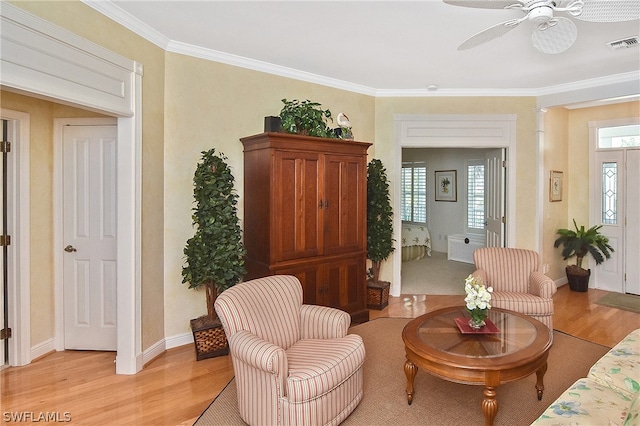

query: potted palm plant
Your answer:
[366,159,395,309]
[182,149,246,359]
[554,219,614,292]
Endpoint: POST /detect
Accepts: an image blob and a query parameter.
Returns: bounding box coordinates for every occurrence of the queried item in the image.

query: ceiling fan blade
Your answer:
[532,17,578,54]
[458,18,523,50]
[443,0,525,9]
[570,0,640,22]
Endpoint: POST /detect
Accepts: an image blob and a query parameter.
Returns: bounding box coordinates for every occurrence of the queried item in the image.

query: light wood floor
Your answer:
[2,285,638,425]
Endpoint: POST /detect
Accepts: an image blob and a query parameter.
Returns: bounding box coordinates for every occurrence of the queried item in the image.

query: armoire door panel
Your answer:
[273,263,322,306]
[325,255,365,313]
[323,155,365,255]
[274,151,322,261]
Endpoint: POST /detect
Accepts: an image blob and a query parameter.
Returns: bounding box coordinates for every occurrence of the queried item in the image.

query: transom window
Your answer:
[598,124,640,148]
[401,162,426,223]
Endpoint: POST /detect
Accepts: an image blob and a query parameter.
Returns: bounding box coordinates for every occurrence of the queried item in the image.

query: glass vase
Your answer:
[467,309,488,330]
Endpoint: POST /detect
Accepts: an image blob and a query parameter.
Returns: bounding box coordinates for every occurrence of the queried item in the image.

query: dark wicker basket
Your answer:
[367,280,390,310]
[190,316,229,360]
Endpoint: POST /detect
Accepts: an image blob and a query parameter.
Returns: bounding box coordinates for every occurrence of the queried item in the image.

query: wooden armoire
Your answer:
[241,132,371,323]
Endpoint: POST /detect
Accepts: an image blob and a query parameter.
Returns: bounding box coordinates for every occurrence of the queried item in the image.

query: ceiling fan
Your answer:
[443,0,640,54]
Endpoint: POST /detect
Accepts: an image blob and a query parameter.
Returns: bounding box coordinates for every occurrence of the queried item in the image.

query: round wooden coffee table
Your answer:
[402,306,552,426]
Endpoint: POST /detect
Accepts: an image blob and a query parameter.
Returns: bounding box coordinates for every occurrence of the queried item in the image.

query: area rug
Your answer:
[596,292,640,313]
[195,318,609,426]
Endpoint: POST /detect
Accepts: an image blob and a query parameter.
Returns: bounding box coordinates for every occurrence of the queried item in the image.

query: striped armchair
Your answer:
[214,275,366,426]
[473,247,557,330]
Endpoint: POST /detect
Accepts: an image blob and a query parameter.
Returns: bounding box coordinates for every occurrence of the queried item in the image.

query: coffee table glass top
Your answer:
[416,307,538,359]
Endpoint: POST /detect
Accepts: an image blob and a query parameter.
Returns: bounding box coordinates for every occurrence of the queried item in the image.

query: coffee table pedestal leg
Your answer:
[536,362,548,400]
[404,360,417,405]
[482,386,498,426]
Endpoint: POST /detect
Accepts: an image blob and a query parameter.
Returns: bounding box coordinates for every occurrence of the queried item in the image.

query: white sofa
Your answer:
[532,329,640,425]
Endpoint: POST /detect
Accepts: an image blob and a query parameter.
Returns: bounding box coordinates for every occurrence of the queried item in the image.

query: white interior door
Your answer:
[63,125,117,350]
[625,149,640,295]
[485,149,506,247]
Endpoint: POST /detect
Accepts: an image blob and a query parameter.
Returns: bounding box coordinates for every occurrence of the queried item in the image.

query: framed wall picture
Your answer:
[549,170,563,202]
[435,170,457,202]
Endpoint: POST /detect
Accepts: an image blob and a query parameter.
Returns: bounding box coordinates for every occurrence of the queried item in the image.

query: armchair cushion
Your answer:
[286,335,365,402]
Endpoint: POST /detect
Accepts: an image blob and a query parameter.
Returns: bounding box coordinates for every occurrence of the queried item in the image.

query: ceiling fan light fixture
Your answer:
[532,16,577,53]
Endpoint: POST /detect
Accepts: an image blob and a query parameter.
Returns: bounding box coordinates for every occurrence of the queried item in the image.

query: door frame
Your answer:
[0,109,31,367]
[589,117,640,293]
[54,117,118,351]
[1,4,143,374]
[392,114,517,297]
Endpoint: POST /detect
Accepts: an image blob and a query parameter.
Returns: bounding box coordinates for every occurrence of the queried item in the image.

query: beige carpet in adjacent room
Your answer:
[401,251,475,295]
[195,318,609,426]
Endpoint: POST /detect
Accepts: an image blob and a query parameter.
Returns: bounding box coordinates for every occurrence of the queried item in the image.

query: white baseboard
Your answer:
[165,332,194,349]
[142,339,166,366]
[141,332,194,365]
[31,338,55,361]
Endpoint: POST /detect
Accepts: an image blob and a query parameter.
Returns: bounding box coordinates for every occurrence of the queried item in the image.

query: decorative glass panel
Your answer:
[601,162,617,225]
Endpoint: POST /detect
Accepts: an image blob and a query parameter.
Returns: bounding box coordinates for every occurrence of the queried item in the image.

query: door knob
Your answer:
[64,245,77,253]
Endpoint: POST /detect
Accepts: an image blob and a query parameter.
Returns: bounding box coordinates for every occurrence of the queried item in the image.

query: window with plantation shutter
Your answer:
[467,162,485,230]
[401,163,427,224]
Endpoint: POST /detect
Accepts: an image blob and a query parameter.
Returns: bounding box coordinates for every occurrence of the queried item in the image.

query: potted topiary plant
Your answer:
[279,99,335,138]
[182,149,246,359]
[554,219,614,292]
[366,159,395,309]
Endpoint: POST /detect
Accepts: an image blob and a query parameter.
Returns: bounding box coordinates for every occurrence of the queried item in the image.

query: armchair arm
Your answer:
[300,304,350,339]
[529,271,557,299]
[228,330,288,378]
[473,269,488,284]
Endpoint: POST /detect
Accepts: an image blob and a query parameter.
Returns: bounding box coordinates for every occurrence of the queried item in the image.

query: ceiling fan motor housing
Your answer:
[528,5,554,24]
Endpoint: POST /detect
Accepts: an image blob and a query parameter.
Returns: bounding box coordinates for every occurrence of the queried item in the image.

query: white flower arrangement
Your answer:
[464,274,493,311]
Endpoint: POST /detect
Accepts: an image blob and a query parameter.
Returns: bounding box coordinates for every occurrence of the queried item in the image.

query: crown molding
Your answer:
[83,1,639,100]
[166,41,378,96]
[82,0,170,49]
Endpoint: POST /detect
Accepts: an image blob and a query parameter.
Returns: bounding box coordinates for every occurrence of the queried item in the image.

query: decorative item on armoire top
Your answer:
[182,149,246,360]
[278,99,334,138]
[335,112,354,140]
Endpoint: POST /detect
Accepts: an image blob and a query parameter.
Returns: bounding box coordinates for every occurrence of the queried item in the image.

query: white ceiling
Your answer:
[90,1,640,98]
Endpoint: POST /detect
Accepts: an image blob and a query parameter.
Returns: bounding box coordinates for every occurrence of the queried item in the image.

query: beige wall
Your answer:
[9,0,167,350]
[6,1,639,355]
[162,52,376,338]
[373,97,539,283]
[0,90,107,345]
[542,107,570,281]
[542,101,639,281]
[563,101,640,271]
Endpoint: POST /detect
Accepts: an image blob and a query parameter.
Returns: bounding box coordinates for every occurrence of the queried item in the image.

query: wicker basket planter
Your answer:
[367,280,390,310]
[190,316,229,360]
